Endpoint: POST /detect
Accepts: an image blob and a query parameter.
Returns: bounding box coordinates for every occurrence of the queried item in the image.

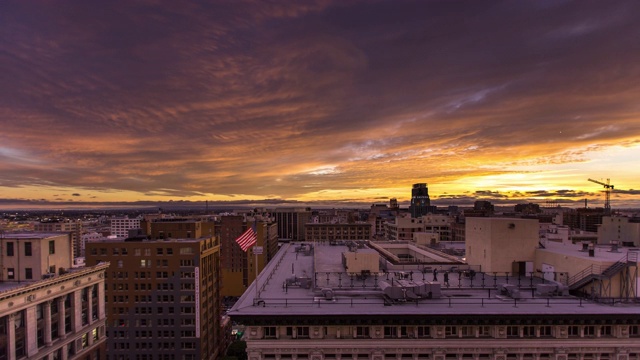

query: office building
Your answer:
[304,222,372,243]
[0,232,108,360]
[109,217,142,238]
[271,208,312,241]
[85,235,223,360]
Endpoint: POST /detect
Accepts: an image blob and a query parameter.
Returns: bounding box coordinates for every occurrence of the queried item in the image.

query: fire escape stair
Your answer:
[568,261,627,291]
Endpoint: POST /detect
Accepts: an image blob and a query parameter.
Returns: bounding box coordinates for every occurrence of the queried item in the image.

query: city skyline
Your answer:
[2,1,640,209]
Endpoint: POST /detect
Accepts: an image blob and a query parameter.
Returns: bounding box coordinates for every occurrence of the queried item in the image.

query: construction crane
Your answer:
[588,178,614,215]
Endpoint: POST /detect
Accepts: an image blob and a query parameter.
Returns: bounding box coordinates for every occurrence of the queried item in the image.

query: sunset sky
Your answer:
[1,0,640,209]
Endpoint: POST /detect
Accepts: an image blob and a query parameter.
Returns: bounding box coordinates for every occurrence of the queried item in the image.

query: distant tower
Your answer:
[410,183,431,218]
[390,198,399,210]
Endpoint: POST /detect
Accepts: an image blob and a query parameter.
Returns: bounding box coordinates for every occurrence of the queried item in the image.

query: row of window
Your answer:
[108,354,196,360]
[110,282,183,291]
[90,247,195,256]
[107,271,195,279]
[259,353,637,360]
[109,306,195,315]
[4,241,55,256]
[262,325,639,340]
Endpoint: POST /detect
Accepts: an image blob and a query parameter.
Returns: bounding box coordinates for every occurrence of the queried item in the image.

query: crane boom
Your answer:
[588,178,613,189]
[587,178,614,215]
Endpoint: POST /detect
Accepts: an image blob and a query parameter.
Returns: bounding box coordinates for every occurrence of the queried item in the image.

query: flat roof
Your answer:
[229,242,640,319]
[1,232,67,240]
[540,240,638,262]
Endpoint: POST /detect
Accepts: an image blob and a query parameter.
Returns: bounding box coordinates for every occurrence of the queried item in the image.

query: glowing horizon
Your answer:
[1,1,640,209]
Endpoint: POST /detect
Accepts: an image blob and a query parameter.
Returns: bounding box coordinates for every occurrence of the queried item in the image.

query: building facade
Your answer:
[230,242,640,360]
[0,233,108,360]
[34,221,83,258]
[85,236,222,360]
[598,216,640,247]
[109,217,142,239]
[465,217,539,273]
[271,208,312,241]
[304,223,372,243]
[218,216,277,297]
[0,233,74,282]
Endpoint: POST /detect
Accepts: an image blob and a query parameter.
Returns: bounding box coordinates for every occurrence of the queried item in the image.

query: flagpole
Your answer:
[254,244,259,300]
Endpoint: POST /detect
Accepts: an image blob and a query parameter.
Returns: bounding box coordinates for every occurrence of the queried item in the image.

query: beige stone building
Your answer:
[597,215,640,247]
[0,232,108,360]
[33,221,83,258]
[465,218,539,273]
[0,233,74,282]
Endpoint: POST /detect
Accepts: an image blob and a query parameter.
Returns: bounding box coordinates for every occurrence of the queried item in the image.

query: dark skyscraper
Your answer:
[410,183,431,217]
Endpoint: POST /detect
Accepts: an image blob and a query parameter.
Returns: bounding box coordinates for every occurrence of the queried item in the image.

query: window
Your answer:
[7,268,15,280]
[264,327,277,338]
[540,326,553,337]
[356,326,370,338]
[568,326,580,337]
[523,326,536,337]
[25,268,33,280]
[399,326,410,338]
[478,326,491,337]
[584,326,596,337]
[506,326,519,338]
[417,326,431,338]
[157,248,164,255]
[6,242,14,256]
[461,326,475,337]
[179,247,193,255]
[600,326,612,337]
[445,326,458,338]
[49,240,56,254]
[296,327,310,338]
[25,242,32,256]
[384,326,397,338]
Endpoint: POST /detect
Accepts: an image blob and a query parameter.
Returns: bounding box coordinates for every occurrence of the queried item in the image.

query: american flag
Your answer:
[235,228,257,252]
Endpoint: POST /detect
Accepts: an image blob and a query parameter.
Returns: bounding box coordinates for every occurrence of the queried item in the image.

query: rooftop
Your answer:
[0,262,109,295]
[1,232,67,240]
[229,242,640,320]
[541,240,638,263]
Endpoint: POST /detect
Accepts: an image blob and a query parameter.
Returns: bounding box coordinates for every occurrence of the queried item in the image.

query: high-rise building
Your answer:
[85,235,223,360]
[410,183,432,218]
[0,232,108,359]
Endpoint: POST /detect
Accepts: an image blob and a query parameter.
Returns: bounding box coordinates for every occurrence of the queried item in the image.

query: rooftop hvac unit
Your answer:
[298,276,311,289]
[498,284,521,299]
[321,288,334,300]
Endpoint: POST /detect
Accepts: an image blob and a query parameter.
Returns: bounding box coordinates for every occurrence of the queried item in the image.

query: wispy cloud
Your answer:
[1,0,640,207]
